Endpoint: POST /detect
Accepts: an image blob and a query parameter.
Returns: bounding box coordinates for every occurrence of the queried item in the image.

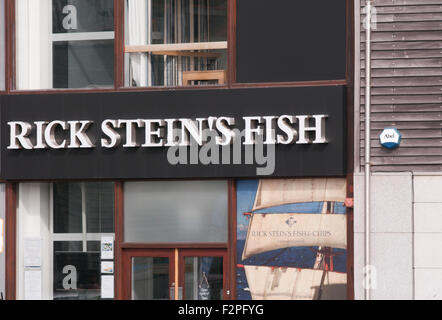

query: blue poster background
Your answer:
[236,180,347,300]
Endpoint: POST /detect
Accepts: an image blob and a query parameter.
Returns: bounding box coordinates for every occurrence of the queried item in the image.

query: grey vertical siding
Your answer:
[359,0,442,172]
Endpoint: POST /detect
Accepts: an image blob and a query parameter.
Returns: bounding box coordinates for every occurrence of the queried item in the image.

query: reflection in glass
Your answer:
[132,257,170,300]
[16,0,114,90]
[125,0,227,87]
[52,0,114,33]
[185,257,223,300]
[53,183,82,233]
[53,241,101,300]
[53,40,114,88]
[85,182,115,233]
[53,182,115,234]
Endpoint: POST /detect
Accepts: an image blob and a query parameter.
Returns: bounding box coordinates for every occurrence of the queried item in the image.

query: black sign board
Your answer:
[1,86,346,180]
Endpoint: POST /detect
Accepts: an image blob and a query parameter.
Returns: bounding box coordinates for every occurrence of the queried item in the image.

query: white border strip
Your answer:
[51,31,115,42]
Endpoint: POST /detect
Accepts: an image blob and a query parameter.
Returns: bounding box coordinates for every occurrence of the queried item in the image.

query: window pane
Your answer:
[53,40,114,89]
[53,245,101,300]
[86,241,100,252]
[185,256,223,300]
[124,181,228,243]
[54,241,83,252]
[125,0,227,88]
[53,183,82,233]
[16,0,114,90]
[85,182,115,233]
[132,257,170,300]
[52,0,114,33]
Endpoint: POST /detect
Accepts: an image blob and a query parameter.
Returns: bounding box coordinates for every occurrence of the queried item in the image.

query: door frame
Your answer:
[122,248,229,300]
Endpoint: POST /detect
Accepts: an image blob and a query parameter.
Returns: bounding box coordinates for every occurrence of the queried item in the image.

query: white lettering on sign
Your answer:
[297,115,328,144]
[7,122,33,150]
[62,5,78,30]
[7,115,329,150]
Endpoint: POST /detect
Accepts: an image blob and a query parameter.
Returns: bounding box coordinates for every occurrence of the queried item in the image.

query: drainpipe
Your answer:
[364,0,372,301]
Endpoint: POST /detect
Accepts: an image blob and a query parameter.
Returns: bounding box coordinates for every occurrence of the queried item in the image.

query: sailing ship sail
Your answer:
[242,213,347,260]
[241,178,348,300]
[244,266,347,300]
[253,178,347,211]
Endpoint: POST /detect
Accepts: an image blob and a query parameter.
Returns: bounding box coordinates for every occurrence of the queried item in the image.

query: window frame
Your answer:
[7,0,237,93]
[49,182,115,300]
[123,0,229,88]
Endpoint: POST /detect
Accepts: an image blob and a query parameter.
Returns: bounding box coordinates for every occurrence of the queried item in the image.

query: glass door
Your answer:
[122,249,175,300]
[179,249,227,300]
[122,249,228,300]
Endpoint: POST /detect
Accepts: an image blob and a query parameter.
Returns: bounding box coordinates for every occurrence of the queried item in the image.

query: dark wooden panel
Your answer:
[361,129,442,139]
[361,87,442,95]
[362,50,442,60]
[361,95,442,104]
[363,21,442,32]
[362,77,442,87]
[371,5,442,14]
[362,138,442,147]
[361,41,442,50]
[361,104,442,112]
[371,165,442,172]
[361,31,442,42]
[366,13,442,22]
[362,68,442,77]
[361,112,442,121]
[370,156,442,165]
[362,147,442,156]
[358,2,442,171]
[362,0,442,6]
[361,121,442,129]
[361,58,442,68]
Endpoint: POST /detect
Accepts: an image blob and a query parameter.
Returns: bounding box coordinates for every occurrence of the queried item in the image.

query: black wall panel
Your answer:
[236,0,347,83]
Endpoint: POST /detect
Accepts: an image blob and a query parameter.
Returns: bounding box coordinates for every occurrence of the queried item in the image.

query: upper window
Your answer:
[124,0,228,88]
[15,0,114,90]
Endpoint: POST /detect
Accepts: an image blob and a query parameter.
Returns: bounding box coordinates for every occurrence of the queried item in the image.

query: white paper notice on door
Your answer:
[24,238,42,267]
[101,275,114,299]
[25,270,42,300]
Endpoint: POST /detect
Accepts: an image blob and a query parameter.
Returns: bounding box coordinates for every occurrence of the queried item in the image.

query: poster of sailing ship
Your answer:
[236,178,348,300]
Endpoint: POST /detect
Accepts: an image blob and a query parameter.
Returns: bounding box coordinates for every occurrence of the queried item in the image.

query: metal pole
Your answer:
[364,0,372,301]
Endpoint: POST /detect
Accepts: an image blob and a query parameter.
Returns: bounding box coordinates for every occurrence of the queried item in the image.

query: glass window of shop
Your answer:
[124,0,227,87]
[15,0,114,90]
[124,180,228,243]
[16,182,115,300]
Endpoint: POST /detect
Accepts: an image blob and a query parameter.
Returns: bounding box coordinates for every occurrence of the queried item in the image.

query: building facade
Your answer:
[354,0,442,299]
[3,0,441,301]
